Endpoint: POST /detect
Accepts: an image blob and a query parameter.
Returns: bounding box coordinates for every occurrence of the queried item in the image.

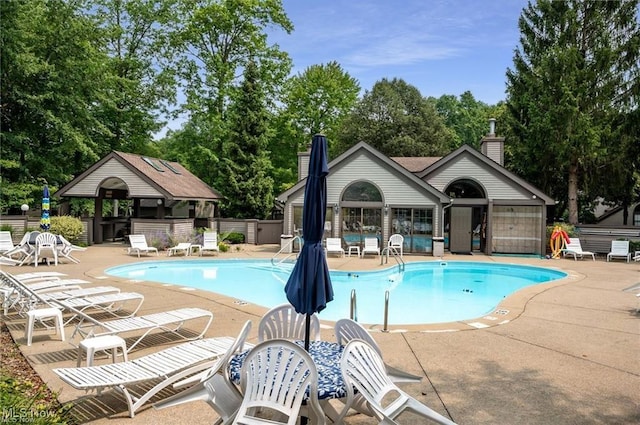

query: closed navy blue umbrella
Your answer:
[285,134,334,350]
[40,185,50,232]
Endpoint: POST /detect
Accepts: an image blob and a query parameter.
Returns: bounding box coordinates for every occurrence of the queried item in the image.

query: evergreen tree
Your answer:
[220,61,274,219]
[505,0,640,224]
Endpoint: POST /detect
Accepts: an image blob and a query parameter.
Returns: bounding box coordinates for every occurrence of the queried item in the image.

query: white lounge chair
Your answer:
[0,231,16,254]
[257,303,320,343]
[561,238,595,261]
[69,306,214,353]
[607,240,631,262]
[325,238,345,257]
[2,232,34,265]
[388,234,404,257]
[154,320,254,424]
[53,336,239,418]
[362,237,380,257]
[167,242,192,256]
[199,231,219,256]
[34,232,58,267]
[633,251,640,262]
[232,339,326,425]
[338,339,457,425]
[335,318,421,383]
[127,234,159,257]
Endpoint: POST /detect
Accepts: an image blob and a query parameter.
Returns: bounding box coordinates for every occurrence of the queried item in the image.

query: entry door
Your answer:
[450,207,473,253]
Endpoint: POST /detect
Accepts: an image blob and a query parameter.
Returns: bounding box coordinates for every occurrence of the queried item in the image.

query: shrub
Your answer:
[225,232,245,244]
[0,224,13,232]
[50,216,83,243]
[146,231,171,250]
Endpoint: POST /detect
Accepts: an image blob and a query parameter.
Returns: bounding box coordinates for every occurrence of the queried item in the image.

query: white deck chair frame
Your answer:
[154,320,254,424]
[607,240,631,262]
[0,231,16,254]
[53,336,238,418]
[127,234,159,257]
[339,339,457,425]
[257,303,320,343]
[57,235,86,263]
[325,238,345,257]
[362,237,381,257]
[200,232,220,256]
[561,238,595,261]
[167,242,192,256]
[68,306,214,353]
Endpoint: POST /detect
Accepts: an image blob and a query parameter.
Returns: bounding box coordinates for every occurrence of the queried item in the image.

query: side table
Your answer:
[348,246,360,258]
[77,335,128,367]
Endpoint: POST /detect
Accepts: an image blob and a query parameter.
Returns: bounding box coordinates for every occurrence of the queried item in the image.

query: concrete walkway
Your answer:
[2,242,639,424]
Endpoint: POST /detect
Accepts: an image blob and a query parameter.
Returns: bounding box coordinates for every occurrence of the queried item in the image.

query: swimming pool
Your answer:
[105,260,566,325]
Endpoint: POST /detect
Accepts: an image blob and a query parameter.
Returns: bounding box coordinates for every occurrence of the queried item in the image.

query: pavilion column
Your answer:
[94,197,103,244]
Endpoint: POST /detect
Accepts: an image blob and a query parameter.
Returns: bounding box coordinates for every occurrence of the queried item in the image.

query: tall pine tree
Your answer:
[220,61,274,219]
[505,0,640,224]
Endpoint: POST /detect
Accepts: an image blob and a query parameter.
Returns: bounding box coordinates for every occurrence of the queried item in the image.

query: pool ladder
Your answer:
[271,235,302,266]
[350,288,391,332]
[381,246,405,272]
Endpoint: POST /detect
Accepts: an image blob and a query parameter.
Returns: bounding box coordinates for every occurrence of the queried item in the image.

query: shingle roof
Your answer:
[113,151,223,201]
[390,156,441,173]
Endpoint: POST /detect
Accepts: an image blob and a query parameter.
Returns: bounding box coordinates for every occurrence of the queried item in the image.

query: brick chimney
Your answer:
[480,118,505,166]
[297,145,311,181]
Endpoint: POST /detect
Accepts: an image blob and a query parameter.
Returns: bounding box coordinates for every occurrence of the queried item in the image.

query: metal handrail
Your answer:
[350,289,357,322]
[382,290,390,332]
[381,246,405,272]
[271,235,302,266]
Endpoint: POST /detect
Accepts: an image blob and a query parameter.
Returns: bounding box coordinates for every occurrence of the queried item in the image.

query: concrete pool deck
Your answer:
[2,242,639,424]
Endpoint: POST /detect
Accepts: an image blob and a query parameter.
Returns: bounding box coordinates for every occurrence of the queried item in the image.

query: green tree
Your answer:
[335,78,454,157]
[220,61,274,219]
[271,61,360,192]
[430,91,497,150]
[161,0,292,189]
[505,0,640,224]
[0,0,109,213]
[85,0,179,155]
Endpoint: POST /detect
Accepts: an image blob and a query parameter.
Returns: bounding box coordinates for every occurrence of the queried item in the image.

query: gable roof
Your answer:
[391,156,441,173]
[55,151,223,201]
[277,141,450,203]
[418,144,555,205]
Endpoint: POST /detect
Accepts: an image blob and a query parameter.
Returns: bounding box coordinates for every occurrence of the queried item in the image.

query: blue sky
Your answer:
[271,0,529,105]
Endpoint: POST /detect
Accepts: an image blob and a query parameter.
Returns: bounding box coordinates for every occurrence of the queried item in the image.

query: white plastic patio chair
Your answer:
[335,318,422,383]
[3,232,35,265]
[200,231,219,256]
[388,234,404,257]
[258,303,320,343]
[154,320,254,425]
[338,339,457,425]
[34,232,58,267]
[362,237,380,257]
[167,242,192,256]
[127,234,159,257]
[607,240,631,262]
[53,336,239,418]
[232,339,326,425]
[325,237,345,257]
[57,235,86,263]
[561,238,595,261]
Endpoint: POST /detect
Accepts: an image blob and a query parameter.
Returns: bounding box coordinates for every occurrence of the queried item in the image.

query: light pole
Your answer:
[21,204,29,216]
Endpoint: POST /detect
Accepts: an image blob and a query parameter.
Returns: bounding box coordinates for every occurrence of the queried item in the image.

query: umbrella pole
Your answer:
[304,314,311,351]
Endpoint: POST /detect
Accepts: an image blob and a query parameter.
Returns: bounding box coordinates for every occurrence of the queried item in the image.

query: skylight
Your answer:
[160,160,181,174]
[142,156,164,172]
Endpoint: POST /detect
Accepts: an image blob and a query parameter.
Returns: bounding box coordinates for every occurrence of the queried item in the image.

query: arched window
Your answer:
[444,179,486,199]
[342,181,382,202]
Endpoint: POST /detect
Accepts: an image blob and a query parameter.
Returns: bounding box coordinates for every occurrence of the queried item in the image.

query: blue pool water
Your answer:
[105,260,566,325]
